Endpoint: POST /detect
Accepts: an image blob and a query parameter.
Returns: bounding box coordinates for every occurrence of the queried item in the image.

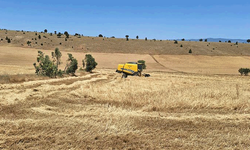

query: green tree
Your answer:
[145,37,147,41]
[51,48,62,69]
[64,31,69,38]
[238,68,250,76]
[57,32,62,38]
[65,53,78,75]
[189,49,192,53]
[33,51,58,78]
[174,40,178,44]
[181,38,185,41]
[136,35,139,39]
[99,34,103,37]
[199,39,203,42]
[38,35,41,39]
[125,35,129,41]
[204,39,208,42]
[247,39,250,43]
[44,29,47,33]
[27,41,31,46]
[84,54,97,72]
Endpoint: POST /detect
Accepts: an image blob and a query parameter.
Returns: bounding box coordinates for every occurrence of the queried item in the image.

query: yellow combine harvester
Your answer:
[116,62,149,78]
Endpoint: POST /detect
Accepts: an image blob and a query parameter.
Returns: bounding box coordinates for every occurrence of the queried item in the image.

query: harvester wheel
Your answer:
[122,73,127,78]
[138,71,142,77]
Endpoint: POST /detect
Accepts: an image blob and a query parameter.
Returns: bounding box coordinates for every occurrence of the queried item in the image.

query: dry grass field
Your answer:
[1,70,250,149]
[1,29,250,56]
[1,29,250,149]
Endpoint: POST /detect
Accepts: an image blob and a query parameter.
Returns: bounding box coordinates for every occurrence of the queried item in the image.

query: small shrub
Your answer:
[38,35,41,39]
[174,40,178,44]
[189,49,192,53]
[27,41,31,46]
[180,44,183,47]
[238,68,250,76]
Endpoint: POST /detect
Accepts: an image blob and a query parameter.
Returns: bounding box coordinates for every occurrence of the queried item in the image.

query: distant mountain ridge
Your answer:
[176,38,248,43]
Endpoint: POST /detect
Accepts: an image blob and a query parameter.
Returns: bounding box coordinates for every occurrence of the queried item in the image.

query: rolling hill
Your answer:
[1,29,250,56]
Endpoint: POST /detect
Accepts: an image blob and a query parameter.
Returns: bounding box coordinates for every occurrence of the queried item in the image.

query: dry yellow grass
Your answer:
[1,29,250,149]
[1,70,250,149]
[1,29,250,55]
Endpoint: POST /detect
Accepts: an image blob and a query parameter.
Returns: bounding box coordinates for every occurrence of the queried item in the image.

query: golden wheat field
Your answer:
[1,68,250,149]
[1,33,250,149]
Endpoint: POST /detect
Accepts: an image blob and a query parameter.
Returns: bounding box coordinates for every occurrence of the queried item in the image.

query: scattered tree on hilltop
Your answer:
[125,35,129,41]
[145,37,147,41]
[199,39,203,42]
[247,39,250,43]
[44,29,47,33]
[54,31,57,34]
[27,41,31,46]
[136,35,139,39]
[204,39,207,42]
[38,35,41,39]
[181,38,185,41]
[64,31,69,38]
[228,40,231,43]
[99,34,103,37]
[57,32,62,38]
[174,40,178,44]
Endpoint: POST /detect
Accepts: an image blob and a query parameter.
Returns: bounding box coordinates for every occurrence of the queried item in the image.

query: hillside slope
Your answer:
[1,29,250,56]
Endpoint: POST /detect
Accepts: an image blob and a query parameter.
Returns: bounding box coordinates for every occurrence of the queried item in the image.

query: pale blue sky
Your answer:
[0,0,249,39]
